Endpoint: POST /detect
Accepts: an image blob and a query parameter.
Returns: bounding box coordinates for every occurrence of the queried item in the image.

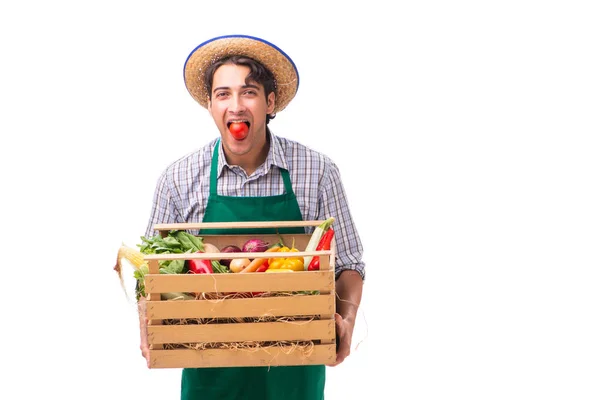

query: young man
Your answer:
[139,34,365,400]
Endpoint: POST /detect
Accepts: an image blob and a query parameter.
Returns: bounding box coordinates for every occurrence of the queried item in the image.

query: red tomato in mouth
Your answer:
[228,122,248,140]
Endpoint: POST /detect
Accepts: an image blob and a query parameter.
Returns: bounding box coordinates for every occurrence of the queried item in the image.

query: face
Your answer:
[208,63,275,164]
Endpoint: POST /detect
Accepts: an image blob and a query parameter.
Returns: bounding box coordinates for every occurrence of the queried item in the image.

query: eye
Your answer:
[215,91,229,98]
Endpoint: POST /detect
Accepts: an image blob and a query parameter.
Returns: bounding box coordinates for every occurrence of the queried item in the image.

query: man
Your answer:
[139,34,365,400]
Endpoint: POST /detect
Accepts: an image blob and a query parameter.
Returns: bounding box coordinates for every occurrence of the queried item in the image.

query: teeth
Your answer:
[227,120,250,128]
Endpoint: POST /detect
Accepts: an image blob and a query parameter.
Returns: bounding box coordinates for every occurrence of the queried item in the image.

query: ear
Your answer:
[266,92,275,114]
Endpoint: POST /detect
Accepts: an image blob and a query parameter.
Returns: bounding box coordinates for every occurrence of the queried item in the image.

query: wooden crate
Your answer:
[143,220,336,369]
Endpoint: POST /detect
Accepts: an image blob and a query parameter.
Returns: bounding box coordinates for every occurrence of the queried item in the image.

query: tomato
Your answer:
[188,251,213,274]
[229,122,248,140]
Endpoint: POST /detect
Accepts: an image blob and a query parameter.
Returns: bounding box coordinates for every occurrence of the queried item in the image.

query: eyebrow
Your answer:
[213,83,260,94]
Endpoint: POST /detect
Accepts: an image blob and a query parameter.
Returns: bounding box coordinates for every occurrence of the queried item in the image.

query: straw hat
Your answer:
[183,34,299,113]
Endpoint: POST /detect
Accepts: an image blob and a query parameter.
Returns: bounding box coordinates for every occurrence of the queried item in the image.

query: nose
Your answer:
[229,94,246,114]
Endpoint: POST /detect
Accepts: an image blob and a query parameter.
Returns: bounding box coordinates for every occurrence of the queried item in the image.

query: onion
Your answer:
[220,245,242,267]
[229,258,251,273]
[242,239,270,253]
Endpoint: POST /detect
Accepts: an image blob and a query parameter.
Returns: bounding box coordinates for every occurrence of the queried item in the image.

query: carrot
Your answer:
[240,245,282,273]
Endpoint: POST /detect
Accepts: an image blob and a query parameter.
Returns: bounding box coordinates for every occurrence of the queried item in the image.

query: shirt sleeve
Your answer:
[319,160,366,280]
[144,169,184,238]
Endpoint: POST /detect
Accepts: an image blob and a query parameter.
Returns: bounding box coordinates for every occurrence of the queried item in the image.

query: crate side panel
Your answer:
[144,270,334,294]
[146,295,335,319]
[147,319,335,345]
[149,344,336,368]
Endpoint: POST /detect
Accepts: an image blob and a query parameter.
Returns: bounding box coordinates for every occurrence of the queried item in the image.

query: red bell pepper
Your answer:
[255,264,269,273]
[188,251,214,274]
[307,228,334,271]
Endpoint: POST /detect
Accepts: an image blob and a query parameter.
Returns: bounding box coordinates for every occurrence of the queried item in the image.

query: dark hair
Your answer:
[204,55,277,124]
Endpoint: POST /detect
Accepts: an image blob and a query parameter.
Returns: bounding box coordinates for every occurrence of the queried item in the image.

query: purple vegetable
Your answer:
[241,238,270,253]
[219,245,242,267]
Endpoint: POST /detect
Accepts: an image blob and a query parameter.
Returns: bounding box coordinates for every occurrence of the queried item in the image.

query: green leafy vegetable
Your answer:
[134,230,229,299]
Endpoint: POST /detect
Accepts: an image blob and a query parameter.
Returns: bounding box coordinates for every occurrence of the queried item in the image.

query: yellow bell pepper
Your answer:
[268,258,286,270]
[283,257,304,271]
[267,245,304,271]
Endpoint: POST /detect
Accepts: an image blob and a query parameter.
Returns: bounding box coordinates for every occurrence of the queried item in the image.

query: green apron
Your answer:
[181,141,326,400]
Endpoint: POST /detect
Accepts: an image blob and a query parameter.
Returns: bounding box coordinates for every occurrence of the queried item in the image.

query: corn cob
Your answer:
[114,244,148,301]
[115,244,147,271]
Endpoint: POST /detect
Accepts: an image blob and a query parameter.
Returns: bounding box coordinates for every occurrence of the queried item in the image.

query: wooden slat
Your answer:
[149,344,336,368]
[144,270,334,294]
[148,320,335,344]
[197,233,310,250]
[146,295,335,319]
[147,258,164,350]
[143,250,332,261]
[147,259,160,274]
[153,220,326,231]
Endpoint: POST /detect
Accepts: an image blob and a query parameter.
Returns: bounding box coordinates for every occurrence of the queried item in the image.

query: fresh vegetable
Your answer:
[161,292,195,301]
[211,260,229,274]
[229,258,251,273]
[200,243,230,273]
[268,242,304,271]
[221,245,242,252]
[240,244,283,273]
[242,238,270,253]
[115,232,233,301]
[303,217,335,270]
[307,228,335,271]
[115,244,147,270]
[114,244,149,301]
[202,243,220,254]
[229,122,249,140]
[255,264,269,273]
[265,269,294,273]
[219,245,242,267]
[137,230,204,275]
[188,251,214,274]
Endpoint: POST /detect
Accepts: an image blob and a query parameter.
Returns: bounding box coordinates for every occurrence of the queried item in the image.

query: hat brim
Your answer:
[183,35,299,113]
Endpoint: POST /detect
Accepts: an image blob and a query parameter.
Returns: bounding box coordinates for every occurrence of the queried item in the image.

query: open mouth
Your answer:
[226,121,250,129]
[227,120,250,140]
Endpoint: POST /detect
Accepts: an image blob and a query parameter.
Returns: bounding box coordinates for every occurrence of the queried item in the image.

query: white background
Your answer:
[1,1,599,399]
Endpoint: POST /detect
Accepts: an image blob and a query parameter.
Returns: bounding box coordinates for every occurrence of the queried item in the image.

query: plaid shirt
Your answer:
[145,131,365,279]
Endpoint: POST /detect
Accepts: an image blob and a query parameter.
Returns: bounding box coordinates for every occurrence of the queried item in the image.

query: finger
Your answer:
[334,313,343,327]
[329,313,349,366]
[335,336,351,364]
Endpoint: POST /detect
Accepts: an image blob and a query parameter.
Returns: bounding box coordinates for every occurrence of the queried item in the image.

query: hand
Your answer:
[328,313,354,367]
[138,298,151,368]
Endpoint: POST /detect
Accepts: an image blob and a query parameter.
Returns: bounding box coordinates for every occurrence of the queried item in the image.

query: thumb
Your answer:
[334,313,343,325]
